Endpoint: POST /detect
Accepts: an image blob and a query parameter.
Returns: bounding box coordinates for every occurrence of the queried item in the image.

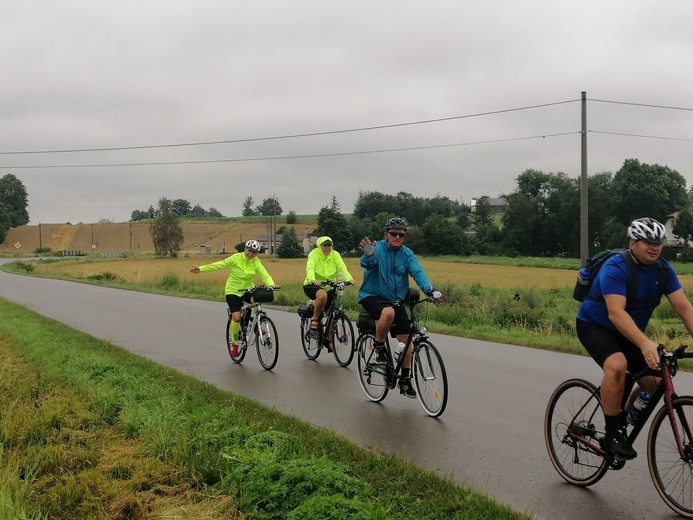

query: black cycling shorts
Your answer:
[302,285,335,312]
[360,295,411,336]
[576,318,648,374]
[225,293,254,314]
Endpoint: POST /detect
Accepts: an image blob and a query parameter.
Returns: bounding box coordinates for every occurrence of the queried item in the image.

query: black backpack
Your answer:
[573,248,667,303]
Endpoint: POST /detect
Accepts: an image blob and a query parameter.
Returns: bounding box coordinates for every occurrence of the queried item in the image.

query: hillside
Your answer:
[1,218,318,255]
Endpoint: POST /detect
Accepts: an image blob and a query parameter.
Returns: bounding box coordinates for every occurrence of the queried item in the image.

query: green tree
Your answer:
[501,170,580,256]
[611,159,688,225]
[286,210,297,224]
[171,199,192,216]
[421,215,471,256]
[277,226,303,258]
[150,197,184,258]
[474,196,492,226]
[242,196,257,216]
[0,202,12,243]
[317,200,353,251]
[0,174,29,227]
[189,204,206,217]
[256,197,283,216]
[130,209,149,221]
[207,207,223,217]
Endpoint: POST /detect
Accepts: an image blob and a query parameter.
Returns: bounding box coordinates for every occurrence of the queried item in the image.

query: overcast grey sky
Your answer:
[1,1,692,224]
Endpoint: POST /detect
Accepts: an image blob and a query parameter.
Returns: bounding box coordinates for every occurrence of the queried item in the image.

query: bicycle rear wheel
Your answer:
[255,315,279,371]
[300,317,321,360]
[226,317,246,364]
[331,313,355,367]
[544,378,609,486]
[356,333,389,402]
[412,340,448,417]
[648,395,693,518]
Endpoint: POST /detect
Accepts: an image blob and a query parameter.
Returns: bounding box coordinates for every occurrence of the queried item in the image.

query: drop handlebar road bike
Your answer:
[226,286,280,371]
[298,280,356,367]
[545,344,693,517]
[355,290,448,417]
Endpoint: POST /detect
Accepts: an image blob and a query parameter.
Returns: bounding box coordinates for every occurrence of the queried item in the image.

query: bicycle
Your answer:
[545,345,693,518]
[225,286,280,371]
[298,280,356,367]
[355,289,448,417]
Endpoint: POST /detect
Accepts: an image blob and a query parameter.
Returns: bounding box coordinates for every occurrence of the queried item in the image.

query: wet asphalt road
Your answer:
[1,262,690,520]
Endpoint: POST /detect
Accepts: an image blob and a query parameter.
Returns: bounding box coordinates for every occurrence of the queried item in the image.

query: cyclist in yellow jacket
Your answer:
[303,236,354,346]
[191,239,277,356]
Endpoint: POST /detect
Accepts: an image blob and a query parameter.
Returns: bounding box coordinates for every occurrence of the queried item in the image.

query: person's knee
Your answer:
[379,307,395,323]
[603,354,627,380]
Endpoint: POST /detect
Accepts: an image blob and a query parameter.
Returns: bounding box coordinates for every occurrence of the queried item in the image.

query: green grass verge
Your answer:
[0,298,530,520]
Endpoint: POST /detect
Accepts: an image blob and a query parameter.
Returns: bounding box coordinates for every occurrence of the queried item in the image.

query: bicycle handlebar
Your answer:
[629,344,693,380]
[318,280,354,288]
[241,285,281,293]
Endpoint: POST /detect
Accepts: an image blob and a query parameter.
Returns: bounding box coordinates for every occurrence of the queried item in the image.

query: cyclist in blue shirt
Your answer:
[577,217,693,460]
[358,217,441,398]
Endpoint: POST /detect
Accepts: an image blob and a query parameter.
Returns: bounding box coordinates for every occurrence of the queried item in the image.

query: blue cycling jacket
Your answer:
[357,239,433,302]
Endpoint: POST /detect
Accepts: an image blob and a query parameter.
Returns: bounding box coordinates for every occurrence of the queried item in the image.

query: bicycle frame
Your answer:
[568,349,692,461]
[369,296,434,389]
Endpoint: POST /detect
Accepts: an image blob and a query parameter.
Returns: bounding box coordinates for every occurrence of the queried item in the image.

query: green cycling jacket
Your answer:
[303,236,354,286]
[199,252,275,296]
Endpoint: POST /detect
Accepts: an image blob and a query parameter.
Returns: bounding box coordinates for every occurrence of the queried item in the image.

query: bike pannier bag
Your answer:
[252,288,274,303]
[356,311,376,333]
[298,303,314,319]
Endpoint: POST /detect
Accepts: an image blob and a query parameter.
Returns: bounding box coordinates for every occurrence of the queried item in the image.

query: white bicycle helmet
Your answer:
[245,239,262,252]
[627,217,667,244]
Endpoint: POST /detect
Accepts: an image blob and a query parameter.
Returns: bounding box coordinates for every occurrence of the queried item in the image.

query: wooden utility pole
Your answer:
[580,91,589,263]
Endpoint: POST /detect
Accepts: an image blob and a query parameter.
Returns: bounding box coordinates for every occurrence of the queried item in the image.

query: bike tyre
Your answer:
[255,315,279,371]
[300,317,321,360]
[332,313,355,367]
[356,333,388,402]
[226,317,246,364]
[648,395,693,518]
[544,378,609,486]
[412,340,448,417]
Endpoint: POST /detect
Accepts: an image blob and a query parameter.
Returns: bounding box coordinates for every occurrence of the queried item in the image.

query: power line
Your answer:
[590,130,693,142]
[0,131,579,169]
[589,98,693,111]
[0,99,580,156]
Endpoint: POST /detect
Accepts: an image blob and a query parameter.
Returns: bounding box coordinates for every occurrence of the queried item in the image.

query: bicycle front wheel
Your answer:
[356,333,388,402]
[226,318,246,364]
[412,340,448,417]
[300,317,321,360]
[648,395,693,518]
[331,313,355,367]
[544,378,609,486]
[255,315,279,371]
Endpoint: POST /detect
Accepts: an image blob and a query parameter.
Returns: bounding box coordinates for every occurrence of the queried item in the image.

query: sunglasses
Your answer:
[321,242,333,247]
[388,232,407,238]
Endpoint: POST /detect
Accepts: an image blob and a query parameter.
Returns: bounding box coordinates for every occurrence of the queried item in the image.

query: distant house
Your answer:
[257,233,317,254]
[470,197,506,215]
[663,212,690,247]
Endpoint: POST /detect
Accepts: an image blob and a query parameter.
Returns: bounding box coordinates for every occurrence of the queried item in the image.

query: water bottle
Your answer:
[394,342,406,362]
[627,392,650,425]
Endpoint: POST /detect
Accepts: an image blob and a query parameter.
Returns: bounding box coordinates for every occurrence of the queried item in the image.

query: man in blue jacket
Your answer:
[358,217,440,398]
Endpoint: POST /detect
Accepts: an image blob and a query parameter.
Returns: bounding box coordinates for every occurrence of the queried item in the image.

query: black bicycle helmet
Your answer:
[384,217,409,231]
[627,217,666,244]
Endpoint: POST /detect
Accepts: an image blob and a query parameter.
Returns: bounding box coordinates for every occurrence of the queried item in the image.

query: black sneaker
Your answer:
[373,346,388,365]
[605,429,637,460]
[399,378,417,399]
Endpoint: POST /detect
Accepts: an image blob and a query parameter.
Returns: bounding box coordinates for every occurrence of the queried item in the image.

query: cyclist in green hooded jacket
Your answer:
[191,239,278,356]
[303,236,355,346]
